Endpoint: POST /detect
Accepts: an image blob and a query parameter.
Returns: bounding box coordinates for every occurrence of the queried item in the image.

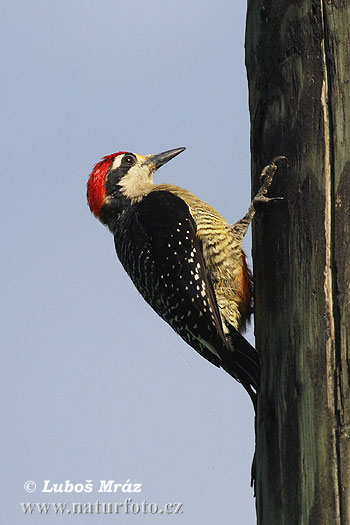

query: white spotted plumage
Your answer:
[87,148,259,407]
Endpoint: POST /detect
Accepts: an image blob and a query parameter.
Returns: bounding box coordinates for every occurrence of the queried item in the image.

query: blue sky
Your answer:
[2,1,256,523]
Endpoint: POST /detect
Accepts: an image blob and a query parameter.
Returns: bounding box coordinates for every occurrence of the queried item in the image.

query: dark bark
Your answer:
[245,1,350,523]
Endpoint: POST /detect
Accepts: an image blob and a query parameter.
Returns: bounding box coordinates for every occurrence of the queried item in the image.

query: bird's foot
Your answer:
[231,156,288,239]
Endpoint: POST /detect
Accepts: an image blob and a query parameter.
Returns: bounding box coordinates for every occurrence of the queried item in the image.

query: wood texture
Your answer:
[245,1,350,523]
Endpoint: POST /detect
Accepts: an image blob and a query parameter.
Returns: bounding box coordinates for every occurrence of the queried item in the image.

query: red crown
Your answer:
[87,152,127,217]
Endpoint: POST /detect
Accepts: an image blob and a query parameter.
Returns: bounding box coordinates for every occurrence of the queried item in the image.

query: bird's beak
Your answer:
[143,147,186,171]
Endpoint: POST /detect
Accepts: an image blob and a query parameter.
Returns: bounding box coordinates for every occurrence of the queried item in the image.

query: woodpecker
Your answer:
[87,148,283,408]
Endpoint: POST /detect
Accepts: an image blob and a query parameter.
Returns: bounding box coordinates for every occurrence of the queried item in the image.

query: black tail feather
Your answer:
[223,329,260,410]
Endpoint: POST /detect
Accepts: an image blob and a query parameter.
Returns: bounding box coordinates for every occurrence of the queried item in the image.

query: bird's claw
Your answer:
[259,156,288,180]
[231,156,287,239]
[254,195,284,206]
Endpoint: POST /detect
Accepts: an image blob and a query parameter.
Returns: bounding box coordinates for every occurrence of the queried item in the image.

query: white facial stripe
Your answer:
[111,155,123,170]
[118,163,155,203]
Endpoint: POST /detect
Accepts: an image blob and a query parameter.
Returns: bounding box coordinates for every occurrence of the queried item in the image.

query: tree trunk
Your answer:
[245,1,350,523]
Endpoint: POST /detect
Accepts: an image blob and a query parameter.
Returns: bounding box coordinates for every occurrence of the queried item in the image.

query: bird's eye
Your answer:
[122,154,136,167]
